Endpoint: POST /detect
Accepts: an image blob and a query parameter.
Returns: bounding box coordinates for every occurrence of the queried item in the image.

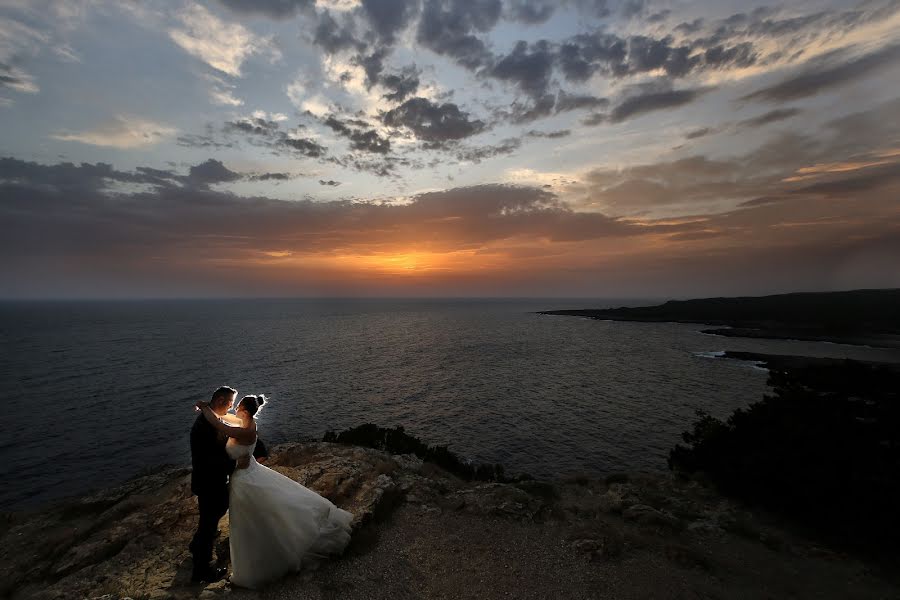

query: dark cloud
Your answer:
[582,112,607,126]
[557,32,627,81]
[416,0,501,70]
[222,117,327,158]
[736,107,802,129]
[381,97,486,143]
[248,172,293,181]
[324,116,391,154]
[455,137,522,163]
[742,43,900,102]
[217,0,314,18]
[380,66,420,102]
[361,0,420,45]
[554,28,759,85]
[609,87,710,123]
[280,136,328,157]
[555,90,608,113]
[526,129,571,139]
[319,179,341,186]
[176,134,235,150]
[188,159,241,185]
[313,10,363,54]
[702,42,755,69]
[489,40,555,98]
[685,127,714,139]
[356,47,389,86]
[506,0,556,24]
[0,157,180,192]
[508,94,556,123]
[224,117,281,136]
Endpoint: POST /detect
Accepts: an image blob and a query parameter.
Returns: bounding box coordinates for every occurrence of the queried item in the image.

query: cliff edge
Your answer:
[2,442,896,600]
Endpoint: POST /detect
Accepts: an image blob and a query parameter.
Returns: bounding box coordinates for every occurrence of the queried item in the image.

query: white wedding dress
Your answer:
[225,438,353,589]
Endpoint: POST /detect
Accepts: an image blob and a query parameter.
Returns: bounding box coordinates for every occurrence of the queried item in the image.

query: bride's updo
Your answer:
[239,394,267,418]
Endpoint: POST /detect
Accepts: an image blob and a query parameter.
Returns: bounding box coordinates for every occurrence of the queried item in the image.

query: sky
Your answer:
[1,0,899,299]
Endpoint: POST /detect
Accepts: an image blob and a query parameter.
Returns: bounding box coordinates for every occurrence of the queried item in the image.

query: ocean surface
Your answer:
[3,298,899,509]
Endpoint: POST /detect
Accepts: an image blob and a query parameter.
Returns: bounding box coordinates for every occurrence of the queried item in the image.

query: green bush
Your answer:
[324,423,507,482]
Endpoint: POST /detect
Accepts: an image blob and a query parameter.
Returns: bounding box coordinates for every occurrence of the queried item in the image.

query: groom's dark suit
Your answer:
[189,414,268,570]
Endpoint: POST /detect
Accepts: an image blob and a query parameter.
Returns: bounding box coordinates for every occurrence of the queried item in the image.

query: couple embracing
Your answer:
[189,386,353,589]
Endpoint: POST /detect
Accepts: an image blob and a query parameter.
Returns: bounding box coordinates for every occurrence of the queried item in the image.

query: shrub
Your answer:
[669,360,900,551]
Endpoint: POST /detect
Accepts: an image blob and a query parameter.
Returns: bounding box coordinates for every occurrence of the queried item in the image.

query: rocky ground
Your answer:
[2,442,897,600]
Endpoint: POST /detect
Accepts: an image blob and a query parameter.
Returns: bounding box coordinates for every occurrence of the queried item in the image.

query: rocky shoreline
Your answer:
[4,441,898,600]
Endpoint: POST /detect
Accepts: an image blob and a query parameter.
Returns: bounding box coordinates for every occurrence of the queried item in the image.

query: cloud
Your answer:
[380,66,420,102]
[205,74,244,106]
[506,0,556,24]
[223,116,328,157]
[554,90,608,113]
[608,86,710,123]
[169,4,277,76]
[416,0,501,69]
[741,43,900,102]
[324,115,392,153]
[217,0,315,19]
[526,129,571,139]
[736,107,802,129]
[3,149,899,296]
[505,0,556,25]
[50,115,178,149]
[685,127,715,139]
[0,63,38,93]
[248,171,293,181]
[455,137,522,163]
[361,0,420,45]
[188,159,241,185]
[312,9,363,54]
[489,40,555,99]
[0,162,647,268]
[381,97,486,143]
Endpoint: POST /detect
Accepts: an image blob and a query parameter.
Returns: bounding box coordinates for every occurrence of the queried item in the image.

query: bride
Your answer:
[195,394,353,589]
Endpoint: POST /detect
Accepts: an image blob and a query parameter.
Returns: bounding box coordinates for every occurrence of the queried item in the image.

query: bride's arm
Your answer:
[196,402,256,442]
[220,413,242,425]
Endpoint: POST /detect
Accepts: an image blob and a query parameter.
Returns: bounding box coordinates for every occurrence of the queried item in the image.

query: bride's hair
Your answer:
[239,394,267,418]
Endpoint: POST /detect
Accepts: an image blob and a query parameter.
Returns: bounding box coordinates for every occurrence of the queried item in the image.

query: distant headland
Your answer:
[540,288,900,348]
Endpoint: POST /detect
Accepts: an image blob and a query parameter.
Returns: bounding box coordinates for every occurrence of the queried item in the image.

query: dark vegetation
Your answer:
[669,356,900,552]
[324,423,509,482]
[541,288,900,347]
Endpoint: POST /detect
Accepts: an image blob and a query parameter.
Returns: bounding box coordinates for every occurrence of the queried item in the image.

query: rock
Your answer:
[597,484,627,513]
[447,483,547,520]
[687,519,722,534]
[623,504,682,530]
[571,539,600,553]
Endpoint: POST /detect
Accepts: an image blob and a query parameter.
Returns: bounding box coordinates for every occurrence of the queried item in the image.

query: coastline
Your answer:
[539,288,900,349]
[4,440,899,600]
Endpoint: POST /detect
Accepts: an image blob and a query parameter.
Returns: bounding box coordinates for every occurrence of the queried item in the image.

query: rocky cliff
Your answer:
[2,442,896,599]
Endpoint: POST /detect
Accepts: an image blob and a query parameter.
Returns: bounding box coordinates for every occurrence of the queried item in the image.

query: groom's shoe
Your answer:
[191,566,226,583]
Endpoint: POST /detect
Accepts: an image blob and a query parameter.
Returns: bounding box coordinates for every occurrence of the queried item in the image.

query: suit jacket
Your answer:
[190,414,233,496]
[189,414,270,496]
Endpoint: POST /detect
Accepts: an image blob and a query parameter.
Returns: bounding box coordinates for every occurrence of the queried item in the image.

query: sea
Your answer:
[3,298,898,509]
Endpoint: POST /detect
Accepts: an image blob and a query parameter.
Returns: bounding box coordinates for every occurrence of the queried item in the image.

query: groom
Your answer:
[189,385,268,582]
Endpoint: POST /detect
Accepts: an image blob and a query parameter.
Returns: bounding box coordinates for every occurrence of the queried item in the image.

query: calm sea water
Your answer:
[3,298,898,509]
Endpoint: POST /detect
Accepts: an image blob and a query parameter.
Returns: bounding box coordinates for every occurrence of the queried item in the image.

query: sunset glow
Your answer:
[1,0,898,298]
